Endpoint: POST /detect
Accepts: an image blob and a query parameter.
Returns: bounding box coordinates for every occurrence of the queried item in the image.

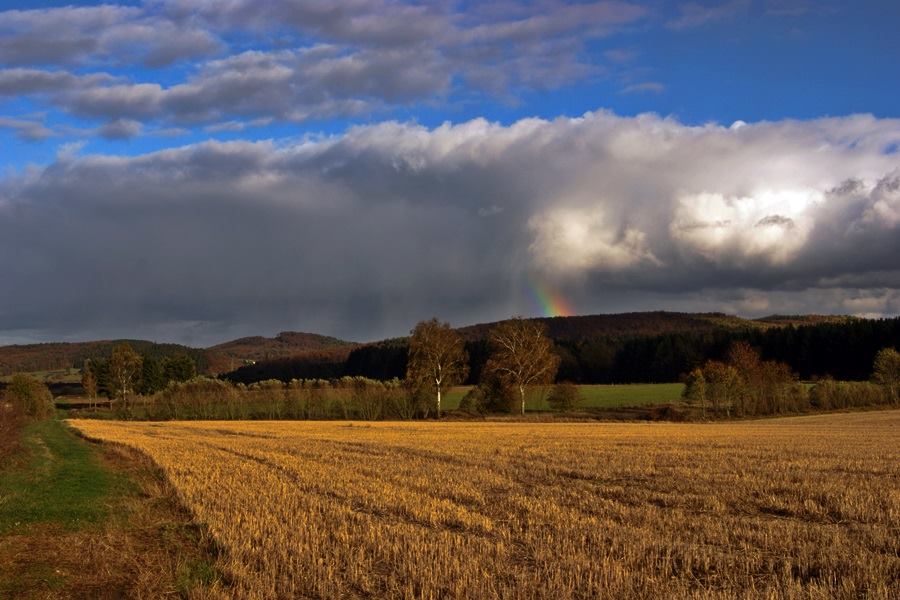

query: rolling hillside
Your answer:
[0,332,358,377]
[457,312,855,341]
[0,340,206,378]
[204,333,358,374]
[456,312,755,341]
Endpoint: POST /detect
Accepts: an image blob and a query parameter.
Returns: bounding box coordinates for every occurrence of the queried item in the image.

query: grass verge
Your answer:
[0,419,228,599]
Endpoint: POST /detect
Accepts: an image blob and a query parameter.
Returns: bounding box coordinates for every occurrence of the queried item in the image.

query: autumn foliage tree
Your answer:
[406,318,469,417]
[682,367,707,418]
[109,343,143,408]
[871,347,900,403]
[485,318,560,415]
[684,342,805,417]
[701,361,741,417]
[81,359,99,409]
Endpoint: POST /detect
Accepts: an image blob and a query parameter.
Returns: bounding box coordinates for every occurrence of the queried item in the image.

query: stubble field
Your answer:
[70,411,900,599]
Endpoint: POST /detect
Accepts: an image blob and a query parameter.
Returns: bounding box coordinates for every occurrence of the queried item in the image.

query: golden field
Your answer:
[70,412,900,599]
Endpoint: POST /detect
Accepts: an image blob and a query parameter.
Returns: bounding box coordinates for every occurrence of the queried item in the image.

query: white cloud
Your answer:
[529,207,659,272]
[671,189,820,264]
[862,174,900,227]
[621,81,665,94]
[667,0,751,30]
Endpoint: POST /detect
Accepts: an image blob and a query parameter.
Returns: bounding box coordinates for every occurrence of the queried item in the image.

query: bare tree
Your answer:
[485,318,560,415]
[109,343,142,410]
[407,318,469,418]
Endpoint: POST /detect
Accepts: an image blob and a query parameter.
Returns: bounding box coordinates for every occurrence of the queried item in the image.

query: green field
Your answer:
[56,382,687,420]
[443,383,685,411]
[0,368,82,384]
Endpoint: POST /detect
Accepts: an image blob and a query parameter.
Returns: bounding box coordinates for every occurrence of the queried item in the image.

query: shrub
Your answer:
[388,383,430,419]
[4,373,54,419]
[459,386,487,414]
[477,376,518,413]
[810,379,888,411]
[150,377,238,420]
[547,382,581,412]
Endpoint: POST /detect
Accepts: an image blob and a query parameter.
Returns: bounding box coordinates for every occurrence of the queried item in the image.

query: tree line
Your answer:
[227,316,900,385]
[79,344,198,408]
[51,318,900,421]
[89,318,560,419]
[683,343,900,418]
[7,317,898,422]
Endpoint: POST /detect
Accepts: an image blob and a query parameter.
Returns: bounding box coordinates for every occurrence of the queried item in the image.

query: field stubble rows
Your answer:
[70,411,900,599]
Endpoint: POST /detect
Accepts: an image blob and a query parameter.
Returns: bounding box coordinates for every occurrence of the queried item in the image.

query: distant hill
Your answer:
[222,346,356,384]
[205,332,358,373]
[456,312,860,341]
[0,340,206,378]
[0,331,357,377]
[458,312,761,341]
[753,314,857,327]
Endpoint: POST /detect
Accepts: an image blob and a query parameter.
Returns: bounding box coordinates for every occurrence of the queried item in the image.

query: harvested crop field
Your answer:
[70,411,900,599]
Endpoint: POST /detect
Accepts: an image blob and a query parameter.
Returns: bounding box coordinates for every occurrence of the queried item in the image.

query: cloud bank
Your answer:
[1,111,899,344]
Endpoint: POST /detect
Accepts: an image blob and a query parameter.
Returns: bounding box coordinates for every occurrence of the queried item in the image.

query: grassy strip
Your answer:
[442,382,686,410]
[0,369,82,384]
[0,419,120,533]
[0,419,228,598]
[0,410,26,467]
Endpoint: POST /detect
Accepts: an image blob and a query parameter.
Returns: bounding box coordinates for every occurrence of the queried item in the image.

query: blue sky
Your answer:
[2,1,898,170]
[1,1,900,344]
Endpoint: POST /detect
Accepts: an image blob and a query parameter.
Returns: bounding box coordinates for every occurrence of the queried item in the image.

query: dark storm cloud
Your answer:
[1,112,899,344]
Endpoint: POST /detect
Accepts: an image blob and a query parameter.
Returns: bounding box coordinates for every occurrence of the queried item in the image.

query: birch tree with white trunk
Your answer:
[406,318,469,418]
[485,317,560,415]
[108,343,142,410]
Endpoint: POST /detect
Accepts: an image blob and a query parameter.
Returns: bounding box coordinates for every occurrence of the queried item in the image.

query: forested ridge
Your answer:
[4,313,895,386]
[226,313,900,384]
[0,332,357,377]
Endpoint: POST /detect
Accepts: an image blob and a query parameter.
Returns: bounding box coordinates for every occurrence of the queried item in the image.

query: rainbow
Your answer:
[528,278,576,318]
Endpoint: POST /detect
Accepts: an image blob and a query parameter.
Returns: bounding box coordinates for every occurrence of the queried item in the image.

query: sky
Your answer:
[1,0,899,346]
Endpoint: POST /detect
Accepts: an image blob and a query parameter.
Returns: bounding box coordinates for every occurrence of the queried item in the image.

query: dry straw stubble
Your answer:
[70,411,900,599]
